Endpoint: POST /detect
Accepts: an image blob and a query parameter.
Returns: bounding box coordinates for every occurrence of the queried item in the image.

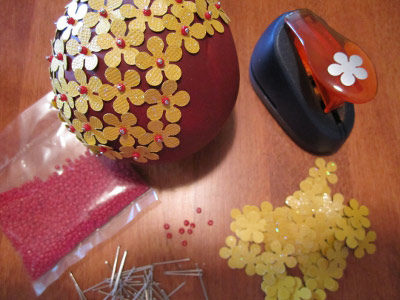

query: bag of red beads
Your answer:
[0,93,157,295]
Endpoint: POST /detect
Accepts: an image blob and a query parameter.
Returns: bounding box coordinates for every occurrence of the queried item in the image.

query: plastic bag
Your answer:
[0,92,157,295]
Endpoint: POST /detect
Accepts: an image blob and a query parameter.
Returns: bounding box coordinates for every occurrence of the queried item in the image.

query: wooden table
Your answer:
[1,0,399,299]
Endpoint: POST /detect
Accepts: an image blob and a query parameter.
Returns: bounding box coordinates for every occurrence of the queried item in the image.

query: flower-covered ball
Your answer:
[49,0,239,163]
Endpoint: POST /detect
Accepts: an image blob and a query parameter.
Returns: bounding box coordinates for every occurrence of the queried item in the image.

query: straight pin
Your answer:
[167,281,186,298]
[110,245,121,287]
[69,272,87,300]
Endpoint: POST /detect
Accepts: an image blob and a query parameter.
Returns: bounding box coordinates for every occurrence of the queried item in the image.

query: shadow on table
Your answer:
[136,110,237,189]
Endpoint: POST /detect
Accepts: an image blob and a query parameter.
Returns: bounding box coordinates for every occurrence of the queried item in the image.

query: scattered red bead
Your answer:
[183,220,190,226]
[208,220,214,226]
[179,227,185,234]
[187,229,193,235]
[166,233,173,239]
[190,223,196,228]
[196,207,202,214]
[181,240,188,247]
[163,223,170,230]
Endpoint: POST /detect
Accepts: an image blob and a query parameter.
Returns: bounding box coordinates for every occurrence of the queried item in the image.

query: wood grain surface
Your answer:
[1,0,400,299]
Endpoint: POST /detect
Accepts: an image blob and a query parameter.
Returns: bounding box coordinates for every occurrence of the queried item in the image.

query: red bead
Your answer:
[59,94,68,102]
[116,38,126,49]
[167,233,173,239]
[83,123,92,132]
[196,207,202,214]
[67,17,76,25]
[205,11,212,20]
[154,134,163,143]
[181,240,188,247]
[143,7,151,16]
[208,220,214,226]
[178,228,185,234]
[215,2,221,9]
[99,8,108,18]
[156,58,165,68]
[163,223,170,230]
[78,86,88,94]
[175,0,183,3]
[161,96,170,105]
[99,146,108,153]
[117,83,126,92]
[181,26,190,36]
[69,126,76,133]
[56,53,63,61]
[132,152,141,160]
[183,220,190,226]
[190,223,196,228]
[79,46,88,55]
[46,55,53,62]
[187,229,193,235]
[119,127,128,135]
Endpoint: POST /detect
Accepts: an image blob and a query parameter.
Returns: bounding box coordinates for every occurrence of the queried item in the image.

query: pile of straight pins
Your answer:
[69,246,209,300]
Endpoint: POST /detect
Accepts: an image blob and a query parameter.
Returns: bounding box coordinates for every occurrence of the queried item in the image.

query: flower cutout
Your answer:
[103,113,145,147]
[166,0,196,19]
[343,198,371,229]
[67,69,103,113]
[304,278,327,300]
[84,0,124,34]
[66,26,101,70]
[56,1,88,40]
[120,0,168,33]
[72,111,106,145]
[138,120,180,152]
[87,144,123,160]
[354,230,377,258]
[119,146,159,163]
[233,210,266,243]
[52,77,75,119]
[196,0,224,35]
[50,39,68,78]
[97,19,144,67]
[334,218,365,249]
[327,52,368,86]
[303,257,343,292]
[259,240,297,275]
[309,158,338,184]
[263,275,296,300]
[99,67,144,114]
[291,277,312,300]
[163,13,206,53]
[207,0,230,24]
[136,37,182,86]
[324,240,348,269]
[144,80,190,122]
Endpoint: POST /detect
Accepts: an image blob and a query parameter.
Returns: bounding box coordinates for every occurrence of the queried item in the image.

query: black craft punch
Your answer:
[250,9,377,155]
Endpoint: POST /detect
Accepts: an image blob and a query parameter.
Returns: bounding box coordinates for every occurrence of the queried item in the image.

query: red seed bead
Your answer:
[196,207,202,214]
[46,55,53,62]
[154,134,163,143]
[59,94,68,102]
[68,126,76,133]
[178,228,185,234]
[175,0,182,3]
[116,38,126,49]
[164,223,170,230]
[156,58,165,68]
[83,123,92,132]
[205,11,212,20]
[187,229,193,235]
[215,1,221,9]
[161,96,170,105]
[119,127,128,135]
[78,46,88,55]
[56,53,64,61]
[167,233,173,239]
[208,220,214,226]
[99,146,108,153]
[78,86,88,94]
[181,26,190,36]
[99,8,108,18]
[132,152,141,161]
[117,83,126,92]
[183,220,190,226]
[67,17,76,25]
[181,240,188,247]
[143,7,151,16]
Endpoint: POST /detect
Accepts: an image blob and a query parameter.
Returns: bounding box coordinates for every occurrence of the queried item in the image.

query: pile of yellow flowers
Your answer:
[219,159,376,300]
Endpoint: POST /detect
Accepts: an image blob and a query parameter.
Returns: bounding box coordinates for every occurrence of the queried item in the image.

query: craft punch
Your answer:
[250,9,377,155]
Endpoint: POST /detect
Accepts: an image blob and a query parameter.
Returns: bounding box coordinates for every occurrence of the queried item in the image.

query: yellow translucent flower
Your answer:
[144,80,189,122]
[235,210,266,243]
[260,240,297,275]
[67,69,103,114]
[196,0,224,35]
[324,240,348,269]
[99,67,143,114]
[135,36,182,86]
[52,77,74,119]
[260,201,274,219]
[87,144,123,160]
[302,257,343,292]
[354,230,377,258]
[304,214,335,253]
[72,111,106,145]
[97,19,144,67]
[163,13,206,53]
[120,0,168,33]
[166,0,196,19]
[291,277,312,300]
[207,0,230,24]
[138,120,180,152]
[103,113,145,147]
[309,158,338,184]
[264,275,296,300]
[343,198,371,229]
[84,0,124,34]
[66,26,101,71]
[334,218,366,249]
[119,146,159,163]
[304,278,327,300]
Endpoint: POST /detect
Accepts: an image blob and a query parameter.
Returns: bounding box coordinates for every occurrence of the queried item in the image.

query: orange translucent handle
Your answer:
[285,9,377,113]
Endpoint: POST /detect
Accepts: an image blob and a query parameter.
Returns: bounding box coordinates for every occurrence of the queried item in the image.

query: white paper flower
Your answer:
[56,1,88,40]
[327,52,368,87]
[50,39,68,78]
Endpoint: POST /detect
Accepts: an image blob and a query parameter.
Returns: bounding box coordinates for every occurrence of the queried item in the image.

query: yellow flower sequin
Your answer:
[97,19,144,67]
[302,257,343,292]
[84,0,124,34]
[305,278,326,300]
[99,67,143,114]
[260,240,297,275]
[344,198,371,229]
[163,13,206,53]
[72,111,106,145]
[324,240,348,269]
[87,144,123,160]
[103,113,145,147]
[135,36,182,86]
[144,80,190,122]
[354,230,377,258]
[263,275,296,300]
[119,146,159,163]
[309,158,338,184]
[138,120,180,152]
[52,77,75,119]
[196,0,224,35]
[233,210,266,243]
[120,0,168,33]
[334,218,365,249]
